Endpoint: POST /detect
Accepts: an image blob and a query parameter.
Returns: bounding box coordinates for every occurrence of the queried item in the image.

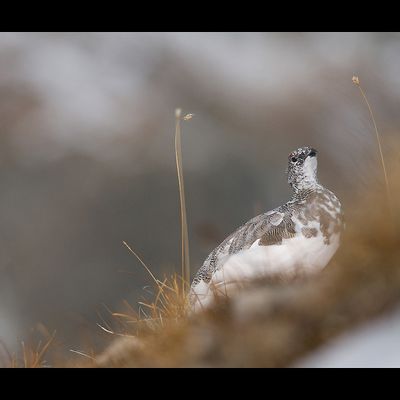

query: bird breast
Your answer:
[211,222,340,287]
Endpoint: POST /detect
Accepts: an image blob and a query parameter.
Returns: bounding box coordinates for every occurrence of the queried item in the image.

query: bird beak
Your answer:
[308,148,317,157]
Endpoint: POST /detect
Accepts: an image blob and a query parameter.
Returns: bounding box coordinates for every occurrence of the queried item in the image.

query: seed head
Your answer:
[183,114,194,121]
[352,76,360,86]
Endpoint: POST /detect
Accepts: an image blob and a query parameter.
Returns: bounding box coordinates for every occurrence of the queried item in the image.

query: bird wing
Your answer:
[191,208,296,288]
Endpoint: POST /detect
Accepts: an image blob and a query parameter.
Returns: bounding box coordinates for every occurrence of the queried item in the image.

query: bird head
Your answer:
[287,146,318,191]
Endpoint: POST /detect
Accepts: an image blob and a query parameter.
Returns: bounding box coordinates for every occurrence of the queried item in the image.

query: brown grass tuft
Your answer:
[10,332,56,368]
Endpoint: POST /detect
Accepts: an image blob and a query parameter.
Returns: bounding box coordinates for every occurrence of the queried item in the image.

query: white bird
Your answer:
[190,146,343,311]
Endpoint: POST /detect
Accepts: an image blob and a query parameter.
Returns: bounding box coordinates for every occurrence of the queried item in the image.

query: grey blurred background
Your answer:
[0,32,400,354]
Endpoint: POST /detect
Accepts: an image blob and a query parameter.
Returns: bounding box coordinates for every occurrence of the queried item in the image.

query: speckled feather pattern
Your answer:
[190,147,344,308]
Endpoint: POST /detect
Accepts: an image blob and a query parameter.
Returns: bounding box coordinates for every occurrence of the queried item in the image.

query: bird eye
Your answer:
[291,157,297,162]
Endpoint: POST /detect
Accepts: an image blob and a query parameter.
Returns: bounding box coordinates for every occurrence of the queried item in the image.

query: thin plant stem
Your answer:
[353,76,393,213]
[175,109,191,292]
[123,241,161,289]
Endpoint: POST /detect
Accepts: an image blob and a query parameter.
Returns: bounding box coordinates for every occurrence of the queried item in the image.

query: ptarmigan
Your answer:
[190,146,343,311]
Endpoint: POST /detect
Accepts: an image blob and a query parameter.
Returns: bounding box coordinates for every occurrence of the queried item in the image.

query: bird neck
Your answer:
[291,180,321,199]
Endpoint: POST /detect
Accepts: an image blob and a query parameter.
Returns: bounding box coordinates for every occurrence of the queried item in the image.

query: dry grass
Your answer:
[353,75,393,214]
[3,109,195,369]
[8,332,56,368]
